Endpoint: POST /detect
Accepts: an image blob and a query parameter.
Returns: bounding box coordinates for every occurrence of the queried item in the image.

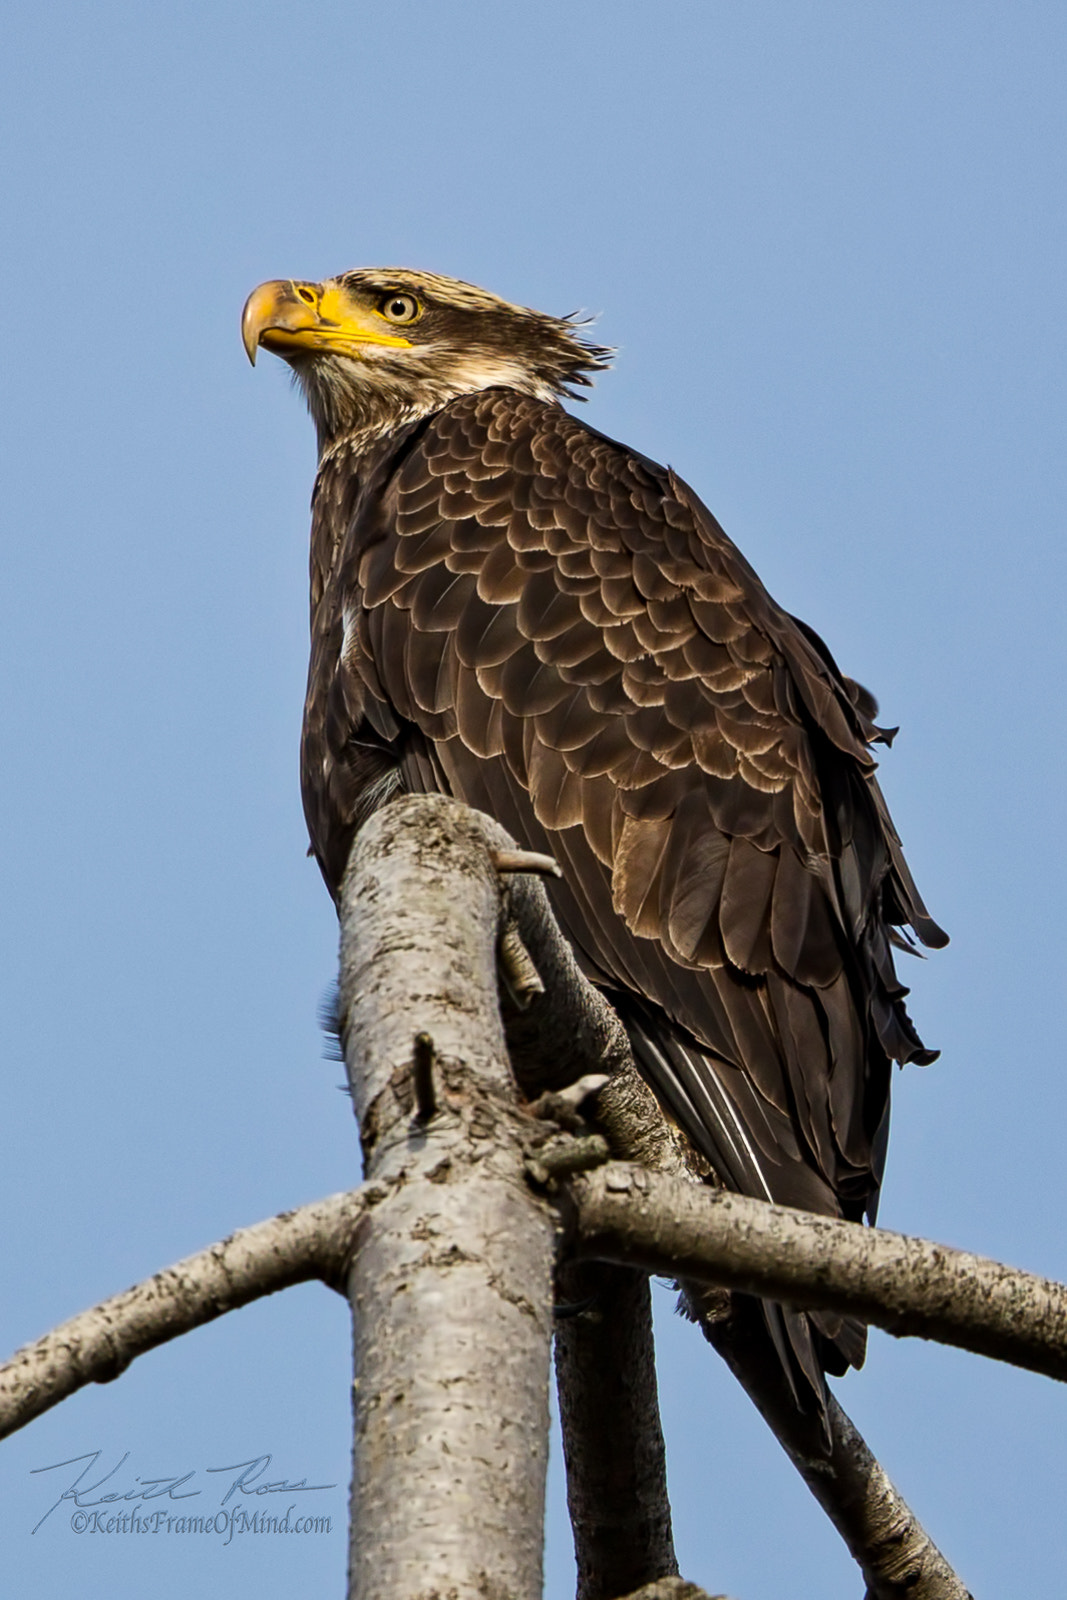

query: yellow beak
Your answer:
[241,279,413,365]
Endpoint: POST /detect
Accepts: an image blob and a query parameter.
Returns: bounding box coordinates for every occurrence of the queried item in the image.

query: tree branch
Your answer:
[568,1163,1067,1384]
[0,1189,367,1441]
[699,1297,971,1600]
[337,794,558,1600]
[554,1260,678,1600]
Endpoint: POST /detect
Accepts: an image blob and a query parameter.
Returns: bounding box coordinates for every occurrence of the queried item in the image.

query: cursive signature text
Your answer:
[31,1450,335,1533]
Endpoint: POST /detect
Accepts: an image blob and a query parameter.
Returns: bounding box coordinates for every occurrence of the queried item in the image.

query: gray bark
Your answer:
[569,1162,1067,1384]
[559,1123,969,1600]
[545,1066,686,1596]
[0,1189,367,1440]
[554,1261,678,1600]
[337,794,558,1600]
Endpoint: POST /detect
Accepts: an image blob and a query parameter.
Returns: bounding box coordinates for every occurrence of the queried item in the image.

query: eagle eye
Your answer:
[379,292,421,326]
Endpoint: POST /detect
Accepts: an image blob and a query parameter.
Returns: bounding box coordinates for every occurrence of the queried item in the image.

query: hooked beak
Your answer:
[241,279,414,365]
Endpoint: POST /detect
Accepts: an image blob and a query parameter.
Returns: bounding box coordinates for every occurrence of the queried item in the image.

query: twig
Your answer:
[526,1133,611,1185]
[412,1030,437,1122]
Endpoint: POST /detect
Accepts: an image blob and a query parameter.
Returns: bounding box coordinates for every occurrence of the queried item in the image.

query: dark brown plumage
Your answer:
[244,267,946,1415]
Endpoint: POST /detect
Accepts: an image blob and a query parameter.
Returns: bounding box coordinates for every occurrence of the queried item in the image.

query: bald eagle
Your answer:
[243,268,946,1412]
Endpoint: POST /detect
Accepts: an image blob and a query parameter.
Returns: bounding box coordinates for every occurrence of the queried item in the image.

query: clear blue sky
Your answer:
[2,3,1065,1595]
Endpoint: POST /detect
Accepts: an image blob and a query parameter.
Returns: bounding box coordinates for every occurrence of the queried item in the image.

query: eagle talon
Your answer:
[527,1076,610,1131]
[498,922,544,1010]
[488,847,562,878]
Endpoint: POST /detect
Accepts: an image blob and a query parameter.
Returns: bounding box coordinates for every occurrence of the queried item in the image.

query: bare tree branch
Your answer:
[567,1162,1067,1384]
[699,1297,972,1600]
[0,1147,992,1593]
[0,795,1008,1600]
[0,1189,367,1441]
[539,1067,683,1595]
[555,1260,678,1600]
[337,794,558,1600]
[582,1068,969,1599]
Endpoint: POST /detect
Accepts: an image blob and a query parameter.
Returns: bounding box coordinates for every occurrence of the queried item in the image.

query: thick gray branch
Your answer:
[0,1190,367,1441]
[337,795,557,1600]
[569,1163,1067,1383]
[700,1297,970,1600]
[555,1261,678,1600]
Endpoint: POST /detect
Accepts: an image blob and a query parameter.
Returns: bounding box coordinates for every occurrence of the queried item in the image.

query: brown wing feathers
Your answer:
[302,388,945,1404]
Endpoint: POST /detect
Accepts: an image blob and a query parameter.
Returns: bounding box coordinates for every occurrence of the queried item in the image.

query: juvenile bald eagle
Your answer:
[243,268,946,1410]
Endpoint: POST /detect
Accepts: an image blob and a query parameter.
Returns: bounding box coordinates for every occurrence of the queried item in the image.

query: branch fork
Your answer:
[0,794,992,1600]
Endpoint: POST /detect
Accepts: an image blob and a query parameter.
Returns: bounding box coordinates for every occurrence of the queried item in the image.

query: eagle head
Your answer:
[242,268,612,451]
